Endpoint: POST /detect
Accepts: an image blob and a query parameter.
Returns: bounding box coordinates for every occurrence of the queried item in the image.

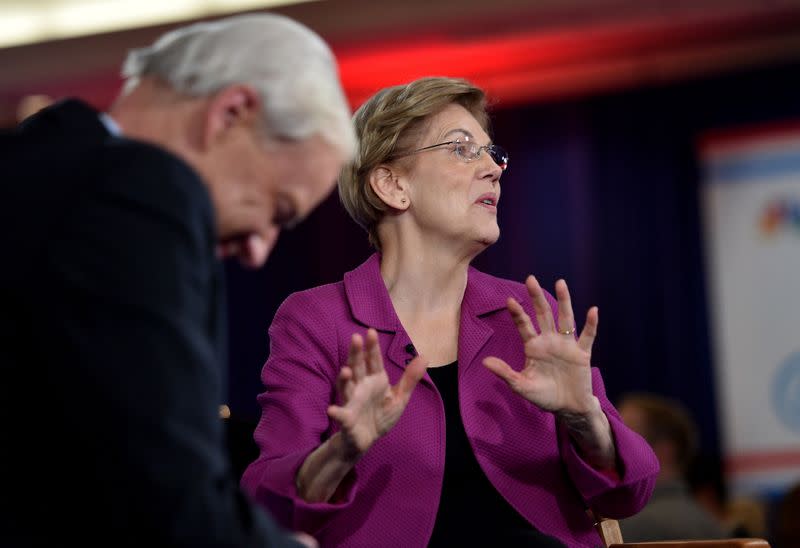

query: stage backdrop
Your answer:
[700,122,800,497]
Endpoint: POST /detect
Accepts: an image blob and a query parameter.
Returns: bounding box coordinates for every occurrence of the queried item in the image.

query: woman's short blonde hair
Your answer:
[338,77,489,249]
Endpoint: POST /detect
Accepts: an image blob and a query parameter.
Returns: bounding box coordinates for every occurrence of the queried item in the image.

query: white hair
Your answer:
[121,12,356,157]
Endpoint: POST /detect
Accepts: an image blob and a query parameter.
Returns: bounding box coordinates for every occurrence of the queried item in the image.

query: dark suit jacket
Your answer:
[0,99,299,547]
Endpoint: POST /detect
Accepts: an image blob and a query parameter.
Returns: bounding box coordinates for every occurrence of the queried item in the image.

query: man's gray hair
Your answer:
[121,12,356,157]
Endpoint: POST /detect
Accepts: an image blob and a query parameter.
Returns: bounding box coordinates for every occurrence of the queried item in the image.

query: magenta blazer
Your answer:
[241,254,658,547]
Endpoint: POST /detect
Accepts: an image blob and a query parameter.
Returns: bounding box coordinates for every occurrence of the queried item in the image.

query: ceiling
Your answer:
[2,0,800,125]
[0,0,317,48]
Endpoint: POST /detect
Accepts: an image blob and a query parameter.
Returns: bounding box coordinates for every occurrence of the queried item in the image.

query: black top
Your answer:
[0,100,299,546]
[426,361,566,548]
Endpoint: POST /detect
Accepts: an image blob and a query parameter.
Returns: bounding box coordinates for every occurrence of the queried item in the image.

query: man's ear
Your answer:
[203,85,261,147]
[369,165,409,210]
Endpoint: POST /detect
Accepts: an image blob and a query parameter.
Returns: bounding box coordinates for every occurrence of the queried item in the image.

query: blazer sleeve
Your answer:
[240,290,359,535]
[557,369,660,518]
[41,143,301,547]
[536,290,659,518]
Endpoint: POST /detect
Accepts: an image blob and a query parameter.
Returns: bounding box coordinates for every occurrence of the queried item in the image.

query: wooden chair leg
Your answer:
[588,509,624,547]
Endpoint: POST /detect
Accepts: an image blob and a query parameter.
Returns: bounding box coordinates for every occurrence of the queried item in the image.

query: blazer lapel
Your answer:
[343,255,513,373]
[343,253,414,371]
[458,267,511,372]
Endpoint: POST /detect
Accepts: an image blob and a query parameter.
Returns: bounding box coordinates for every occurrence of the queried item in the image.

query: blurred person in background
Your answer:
[687,453,732,528]
[241,76,659,547]
[0,12,354,547]
[688,453,769,539]
[617,393,729,541]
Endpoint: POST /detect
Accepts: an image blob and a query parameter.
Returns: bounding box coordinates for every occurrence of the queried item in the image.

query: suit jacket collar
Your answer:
[343,253,511,371]
[462,265,515,318]
[19,98,109,143]
[343,253,510,330]
[343,253,400,332]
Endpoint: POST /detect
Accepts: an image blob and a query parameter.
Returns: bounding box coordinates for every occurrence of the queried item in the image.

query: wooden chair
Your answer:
[593,515,771,548]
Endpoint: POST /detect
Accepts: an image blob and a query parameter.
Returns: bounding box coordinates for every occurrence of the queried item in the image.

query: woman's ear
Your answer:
[369,165,409,210]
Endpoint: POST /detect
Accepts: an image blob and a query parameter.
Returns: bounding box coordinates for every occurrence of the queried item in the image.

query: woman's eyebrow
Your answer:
[442,128,474,140]
[442,128,492,145]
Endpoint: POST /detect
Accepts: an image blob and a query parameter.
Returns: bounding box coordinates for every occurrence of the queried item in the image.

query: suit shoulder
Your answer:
[276,281,348,318]
[97,139,208,206]
[90,139,215,238]
[268,282,348,360]
[50,139,217,272]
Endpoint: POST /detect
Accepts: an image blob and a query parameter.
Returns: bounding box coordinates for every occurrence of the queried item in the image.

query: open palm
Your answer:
[328,328,427,455]
[483,276,599,415]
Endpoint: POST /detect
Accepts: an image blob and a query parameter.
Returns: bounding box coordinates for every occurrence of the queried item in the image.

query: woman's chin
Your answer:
[469,231,499,253]
[478,228,500,247]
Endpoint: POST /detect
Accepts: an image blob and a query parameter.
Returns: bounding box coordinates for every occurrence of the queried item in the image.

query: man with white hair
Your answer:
[1,13,355,546]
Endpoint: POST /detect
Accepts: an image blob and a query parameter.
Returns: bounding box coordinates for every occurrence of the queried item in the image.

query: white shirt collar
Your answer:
[98,112,122,136]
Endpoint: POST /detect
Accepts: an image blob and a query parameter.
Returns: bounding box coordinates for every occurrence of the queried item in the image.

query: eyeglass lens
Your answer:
[487,145,508,169]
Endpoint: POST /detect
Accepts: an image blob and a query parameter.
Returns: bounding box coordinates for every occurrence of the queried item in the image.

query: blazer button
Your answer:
[404,343,416,355]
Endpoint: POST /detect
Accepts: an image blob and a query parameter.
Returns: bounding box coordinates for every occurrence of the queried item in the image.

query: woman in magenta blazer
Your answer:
[241,77,659,547]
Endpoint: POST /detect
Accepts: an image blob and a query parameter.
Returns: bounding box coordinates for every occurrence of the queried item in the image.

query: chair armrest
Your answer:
[609,539,771,547]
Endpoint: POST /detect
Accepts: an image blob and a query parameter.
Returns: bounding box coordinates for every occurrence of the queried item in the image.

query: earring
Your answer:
[401,198,407,204]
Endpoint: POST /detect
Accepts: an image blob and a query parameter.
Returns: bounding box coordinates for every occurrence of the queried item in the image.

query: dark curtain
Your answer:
[225,59,800,463]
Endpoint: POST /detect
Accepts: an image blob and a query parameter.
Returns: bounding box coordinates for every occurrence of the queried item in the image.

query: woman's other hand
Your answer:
[328,328,428,457]
[483,277,615,469]
[297,328,427,503]
[483,276,597,414]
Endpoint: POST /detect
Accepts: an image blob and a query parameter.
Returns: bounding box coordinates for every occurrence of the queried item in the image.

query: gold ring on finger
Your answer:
[558,327,576,336]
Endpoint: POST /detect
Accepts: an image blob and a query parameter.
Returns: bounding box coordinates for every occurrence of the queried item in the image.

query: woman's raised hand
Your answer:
[483,276,599,415]
[328,328,428,457]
